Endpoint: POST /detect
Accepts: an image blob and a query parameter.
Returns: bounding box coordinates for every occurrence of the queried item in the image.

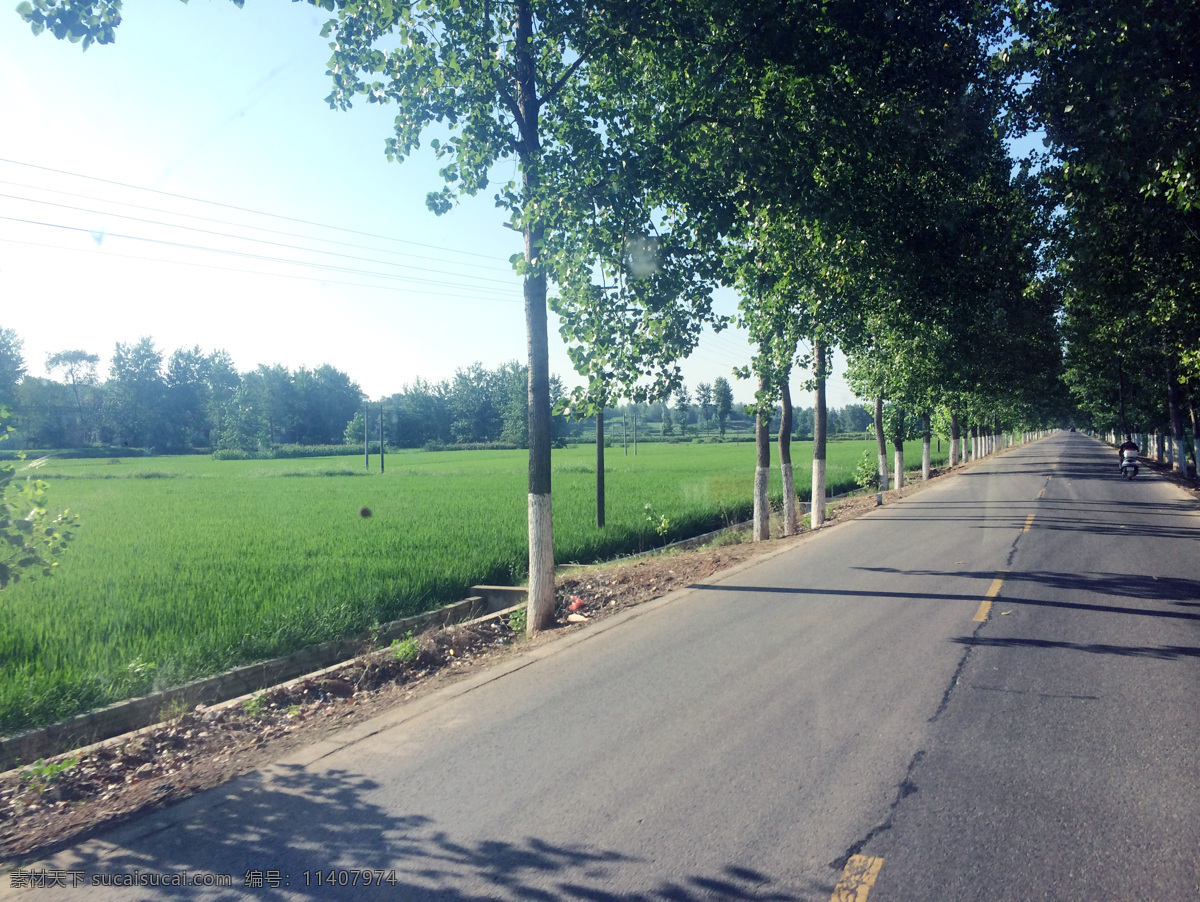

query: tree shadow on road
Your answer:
[691,570,1200,624]
[952,635,1200,661]
[36,764,822,901]
[894,497,1196,515]
[858,567,1200,604]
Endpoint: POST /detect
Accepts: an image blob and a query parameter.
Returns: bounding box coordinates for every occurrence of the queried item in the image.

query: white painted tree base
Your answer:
[753,466,770,541]
[811,459,826,529]
[527,493,554,634]
[781,463,799,536]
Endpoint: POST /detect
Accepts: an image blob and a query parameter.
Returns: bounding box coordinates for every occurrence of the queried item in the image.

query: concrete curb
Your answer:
[0,588,525,772]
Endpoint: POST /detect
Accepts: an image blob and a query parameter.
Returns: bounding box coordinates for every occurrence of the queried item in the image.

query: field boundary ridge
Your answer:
[0,590,524,772]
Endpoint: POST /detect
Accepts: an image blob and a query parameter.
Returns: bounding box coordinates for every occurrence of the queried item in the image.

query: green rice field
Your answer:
[0,439,945,735]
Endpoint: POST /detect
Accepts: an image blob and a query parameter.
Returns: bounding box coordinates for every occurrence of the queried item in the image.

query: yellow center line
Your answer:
[973,571,1007,622]
[1037,488,1046,499]
[831,856,884,902]
[1023,514,1035,532]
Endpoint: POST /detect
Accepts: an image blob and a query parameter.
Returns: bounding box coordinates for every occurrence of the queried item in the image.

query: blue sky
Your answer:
[0,1,859,407]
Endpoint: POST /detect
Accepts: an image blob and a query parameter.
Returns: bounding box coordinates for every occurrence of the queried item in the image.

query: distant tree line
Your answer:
[372,361,570,449]
[0,331,567,453]
[0,328,878,453]
[0,332,363,452]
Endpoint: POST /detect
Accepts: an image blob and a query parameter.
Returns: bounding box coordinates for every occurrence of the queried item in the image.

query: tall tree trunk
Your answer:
[754,377,771,542]
[949,411,960,466]
[596,408,605,528]
[874,397,889,492]
[516,0,554,634]
[892,409,905,489]
[921,412,931,481]
[1189,398,1200,478]
[811,338,828,528]
[779,381,799,536]
[1117,362,1128,435]
[1168,377,1187,475]
[524,250,554,633]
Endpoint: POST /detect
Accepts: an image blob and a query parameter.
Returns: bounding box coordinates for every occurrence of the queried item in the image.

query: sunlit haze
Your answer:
[0,1,858,408]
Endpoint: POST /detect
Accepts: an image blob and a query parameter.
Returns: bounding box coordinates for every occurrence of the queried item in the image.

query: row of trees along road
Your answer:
[1011,0,1200,473]
[22,0,1190,628]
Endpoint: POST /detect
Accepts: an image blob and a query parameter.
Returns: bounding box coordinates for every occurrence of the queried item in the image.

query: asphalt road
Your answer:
[5,431,1198,901]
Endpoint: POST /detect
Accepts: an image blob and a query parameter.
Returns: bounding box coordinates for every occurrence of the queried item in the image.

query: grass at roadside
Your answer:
[0,439,945,735]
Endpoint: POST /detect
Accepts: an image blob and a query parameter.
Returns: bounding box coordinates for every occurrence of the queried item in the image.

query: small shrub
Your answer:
[854,450,879,489]
[390,633,419,662]
[709,528,746,547]
[158,697,188,722]
[644,502,671,539]
[508,606,527,634]
[20,756,80,793]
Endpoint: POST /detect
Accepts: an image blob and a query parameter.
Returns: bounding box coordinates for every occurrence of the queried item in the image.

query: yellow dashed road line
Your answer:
[1023,514,1035,532]
[973,572,1008,622]
[831,856,884,901]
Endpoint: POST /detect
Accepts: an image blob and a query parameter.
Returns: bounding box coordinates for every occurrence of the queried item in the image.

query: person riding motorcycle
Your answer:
[1118,435,1139,466]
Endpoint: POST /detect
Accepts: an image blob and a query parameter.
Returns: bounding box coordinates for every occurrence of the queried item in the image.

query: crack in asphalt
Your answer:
[829,748,926,873]
[831,489,1040,875]
[928,615,987,724]
[1006,527,1023,568]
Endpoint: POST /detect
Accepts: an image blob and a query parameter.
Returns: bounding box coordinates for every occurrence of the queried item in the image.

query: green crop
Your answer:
[0,440,943,734]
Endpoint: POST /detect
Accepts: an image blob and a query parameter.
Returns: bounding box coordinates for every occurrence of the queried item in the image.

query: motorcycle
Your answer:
[1119,448,1140,479]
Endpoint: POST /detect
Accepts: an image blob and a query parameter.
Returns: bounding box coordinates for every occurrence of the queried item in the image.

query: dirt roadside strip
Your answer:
[1,445,1063,865]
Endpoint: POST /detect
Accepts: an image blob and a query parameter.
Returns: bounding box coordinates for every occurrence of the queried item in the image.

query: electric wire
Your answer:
[0,216,524,293]
[0,157,506,261]
[0,237,520,303]
[0,197,520,288]
[0,179,515,275]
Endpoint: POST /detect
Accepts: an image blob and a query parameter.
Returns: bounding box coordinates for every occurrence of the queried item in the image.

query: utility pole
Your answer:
[364,406,370,471]
[596,407,605,528]
[379,401,385,474]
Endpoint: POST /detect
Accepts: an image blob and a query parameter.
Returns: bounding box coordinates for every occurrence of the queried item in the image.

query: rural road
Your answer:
[5,431,1199,900]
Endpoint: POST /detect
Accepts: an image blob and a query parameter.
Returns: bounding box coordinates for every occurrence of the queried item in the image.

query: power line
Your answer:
[0,156,510,262]
[0,236,521,302]
[0,178,516,276]
[0,196,520,288]
[0,216,526,295]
